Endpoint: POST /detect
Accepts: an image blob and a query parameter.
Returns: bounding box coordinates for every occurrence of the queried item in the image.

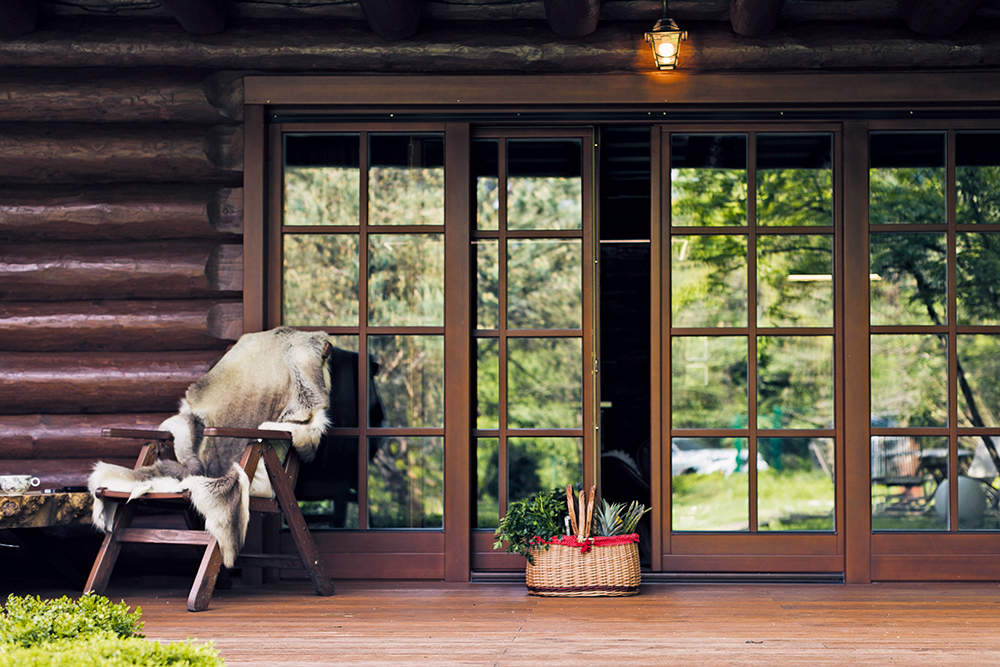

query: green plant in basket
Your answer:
[594,499,650,537]
[493,489,569,564]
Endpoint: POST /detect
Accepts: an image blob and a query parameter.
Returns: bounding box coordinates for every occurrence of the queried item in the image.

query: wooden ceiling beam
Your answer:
[730,0,787,36]
[904,0,985,35]
[157,0,227,35]
[358,0,422,40]
[0,0,37,36]
[544,0,601,37]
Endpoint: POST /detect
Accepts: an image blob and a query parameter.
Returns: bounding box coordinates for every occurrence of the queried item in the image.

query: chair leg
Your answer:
[261,444,335,596]
[188,540,225,612]
[84,502,136,595]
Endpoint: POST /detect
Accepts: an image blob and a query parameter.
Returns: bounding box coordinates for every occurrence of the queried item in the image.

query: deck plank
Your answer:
[7,579,1000,665]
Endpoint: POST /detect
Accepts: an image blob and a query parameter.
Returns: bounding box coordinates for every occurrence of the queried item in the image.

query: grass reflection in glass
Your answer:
[757,438,835,531]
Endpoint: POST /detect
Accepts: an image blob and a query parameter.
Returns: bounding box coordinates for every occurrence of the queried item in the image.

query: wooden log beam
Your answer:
[904,0,985,35]
[0,414,173,460]
[0,19,999,72]
[157,0,227,34]
[0,124,242,185]
[0,458,134,489]
[731,0,787,36]
[0,71,242,123]
[0,243,242,301]
[0,351,219,414]
[0,0,37,37]
[0,186,242,243]
[544,0,601,37]
[358,0,422,39]
[0,300,242,352]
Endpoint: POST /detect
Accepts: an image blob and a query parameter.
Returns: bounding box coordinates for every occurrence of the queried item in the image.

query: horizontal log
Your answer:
[0,458,134,490]
[358,0,421,39]
[731,0,786,36]
[0,70,242,122]
[905,0,985,34]
[44,0,1000,22]
[0,413,173,459]
[0,300,242,352]
[0,242,242,301]
[0,19,997,72]
[0,186,243,243]
[0,351,219,414]
[544,0,601,37]
[0,123,241,185]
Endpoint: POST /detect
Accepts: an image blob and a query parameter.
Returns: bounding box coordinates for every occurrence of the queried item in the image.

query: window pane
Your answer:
[368,134,444,226]
[756,134,833,227]
[507,139,582,231]
[671,437,748,531]
[957,233,1000,326]
[368,436,443,528]
[283,234,359,327]
[507,239,581,330]
[507,437,583,503]
[474,139,500,231]
[671,336,748,429]
[507,337,582,429]
[957,335,1000,428]
[757,336,834,430]
[477,338,500,430]
[757,437,835,531]
[871,436,947,531]
[477,437,500,529]
[756,234,833,328]
[297,436,359,530]
[671,235,748,328]
[369,335,444,428]
[476,239,499,330]
[284,134,360,227]
[870,232,947,326]
[957,132,1000,225]
[959,436,1000,530]
[368,233,444,327]
[869,132,945,225]
[670,134,747,227]
[870,334,948,428]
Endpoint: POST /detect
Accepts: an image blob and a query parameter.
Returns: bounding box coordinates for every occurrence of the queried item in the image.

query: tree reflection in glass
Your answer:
[368,134,444,226]
[671,235,748,328]
[368,335,444,428]
[757,336,833,430]
[671,336,748,429]
[283,234,360,327]
[870,334,947,428]
[284,134,360,226]
[670,134,747,227]
[368,233,444,327]
[870,232,947,326]
[507,437,582,503]
[507,239,581,330]
[869,132,945,225]
[757,234,833,328]
[507,338,582,429]
[368,436,443,528]
[957,132,1000,226]
[756,134,833,227]
[507,139,582,231]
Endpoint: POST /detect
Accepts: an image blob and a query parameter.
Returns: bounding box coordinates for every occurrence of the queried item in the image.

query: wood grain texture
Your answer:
[0,186,242,242]
[0,351,219,414]
[8,581,1000,665]
[905,0,985,35]
[157,0,227,34]
[0,124,241,184]
[357,0,422,39]
[730,0,787,35]
[543,0,601,37]
[0,242,242,301]
[0,413,174,459]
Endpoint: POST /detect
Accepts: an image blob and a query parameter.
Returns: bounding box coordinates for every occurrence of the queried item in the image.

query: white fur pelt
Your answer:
[89,326,333,567]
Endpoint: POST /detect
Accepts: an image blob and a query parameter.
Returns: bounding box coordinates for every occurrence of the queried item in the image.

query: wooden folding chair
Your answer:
[85,427,334,611]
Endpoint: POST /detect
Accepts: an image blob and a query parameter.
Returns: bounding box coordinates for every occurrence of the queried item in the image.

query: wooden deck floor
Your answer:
[10,577,1000,665]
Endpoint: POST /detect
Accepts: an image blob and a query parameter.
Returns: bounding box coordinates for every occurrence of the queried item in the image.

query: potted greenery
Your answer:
[494,486,649,597]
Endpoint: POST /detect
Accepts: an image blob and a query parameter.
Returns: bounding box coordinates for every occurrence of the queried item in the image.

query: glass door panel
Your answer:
[662,126,841,573]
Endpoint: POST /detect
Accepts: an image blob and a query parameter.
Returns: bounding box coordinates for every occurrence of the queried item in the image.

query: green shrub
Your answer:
[0,593,224,667]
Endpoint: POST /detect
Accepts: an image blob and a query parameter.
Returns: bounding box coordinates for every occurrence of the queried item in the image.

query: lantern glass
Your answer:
[645,18,687,70]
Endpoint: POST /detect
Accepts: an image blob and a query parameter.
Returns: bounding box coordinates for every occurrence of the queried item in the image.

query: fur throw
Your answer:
[89,326,333,567]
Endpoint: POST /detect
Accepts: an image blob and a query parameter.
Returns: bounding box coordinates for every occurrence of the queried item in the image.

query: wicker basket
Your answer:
[525,534,641,597]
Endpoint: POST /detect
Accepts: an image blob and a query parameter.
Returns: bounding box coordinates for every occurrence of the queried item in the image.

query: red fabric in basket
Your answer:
[541,534,639,554]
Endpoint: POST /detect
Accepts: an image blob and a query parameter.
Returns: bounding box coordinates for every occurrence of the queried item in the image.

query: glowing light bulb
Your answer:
[657,42,677,59]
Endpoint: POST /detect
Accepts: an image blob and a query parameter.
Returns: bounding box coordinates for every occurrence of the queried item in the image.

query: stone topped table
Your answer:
[1,491,93,588]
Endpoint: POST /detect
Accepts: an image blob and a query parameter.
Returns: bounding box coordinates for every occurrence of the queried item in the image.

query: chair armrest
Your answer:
[203,427,292,441]
[102,428,174,441]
